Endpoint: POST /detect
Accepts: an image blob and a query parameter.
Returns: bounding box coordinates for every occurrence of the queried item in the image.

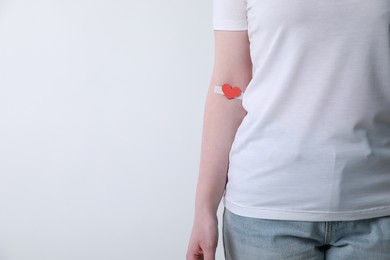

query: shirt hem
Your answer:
[213,20,248,31]
[224,198,390,222]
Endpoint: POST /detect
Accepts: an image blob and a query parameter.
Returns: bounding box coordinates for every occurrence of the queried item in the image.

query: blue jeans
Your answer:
[222,207,390,260]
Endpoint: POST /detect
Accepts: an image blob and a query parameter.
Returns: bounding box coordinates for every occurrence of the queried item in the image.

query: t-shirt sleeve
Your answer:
[213,0,248,30]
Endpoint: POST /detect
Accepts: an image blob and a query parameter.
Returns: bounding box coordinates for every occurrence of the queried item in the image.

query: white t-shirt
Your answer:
[213,0,390,221]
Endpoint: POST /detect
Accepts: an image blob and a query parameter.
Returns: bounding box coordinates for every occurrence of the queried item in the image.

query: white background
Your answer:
[0,0,226,259]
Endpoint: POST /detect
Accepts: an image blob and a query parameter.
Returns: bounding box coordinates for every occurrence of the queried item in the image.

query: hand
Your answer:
[186,213,219,260]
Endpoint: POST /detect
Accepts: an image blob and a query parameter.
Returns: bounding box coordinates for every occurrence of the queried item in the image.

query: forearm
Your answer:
[194,79,249,218]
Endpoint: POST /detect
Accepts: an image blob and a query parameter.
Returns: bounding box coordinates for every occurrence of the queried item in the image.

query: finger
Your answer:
[202,245,216,260]
[186,246,204,260]
[187,253,203,260]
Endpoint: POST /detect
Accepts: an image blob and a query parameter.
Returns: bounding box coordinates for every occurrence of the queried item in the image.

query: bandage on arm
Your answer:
[214,84,244,100]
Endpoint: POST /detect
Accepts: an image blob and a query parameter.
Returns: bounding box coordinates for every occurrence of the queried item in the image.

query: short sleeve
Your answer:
[213,0,248,30]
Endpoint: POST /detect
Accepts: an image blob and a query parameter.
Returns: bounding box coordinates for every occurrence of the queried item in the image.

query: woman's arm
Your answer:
[187,30,252,260]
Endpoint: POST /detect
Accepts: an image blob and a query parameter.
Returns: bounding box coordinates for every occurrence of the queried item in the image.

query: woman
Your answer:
[187,0,390,259]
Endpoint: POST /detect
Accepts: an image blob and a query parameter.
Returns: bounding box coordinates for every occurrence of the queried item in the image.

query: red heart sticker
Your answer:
[222,83,242,99]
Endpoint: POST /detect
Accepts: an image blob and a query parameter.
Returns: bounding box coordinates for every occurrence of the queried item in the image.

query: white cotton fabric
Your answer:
[213,0,390,221]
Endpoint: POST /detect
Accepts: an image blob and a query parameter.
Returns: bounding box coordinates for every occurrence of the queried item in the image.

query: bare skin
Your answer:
[186,30,252,260]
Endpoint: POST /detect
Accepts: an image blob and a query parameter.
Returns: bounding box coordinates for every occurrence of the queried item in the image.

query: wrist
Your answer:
[194,206,218,220]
